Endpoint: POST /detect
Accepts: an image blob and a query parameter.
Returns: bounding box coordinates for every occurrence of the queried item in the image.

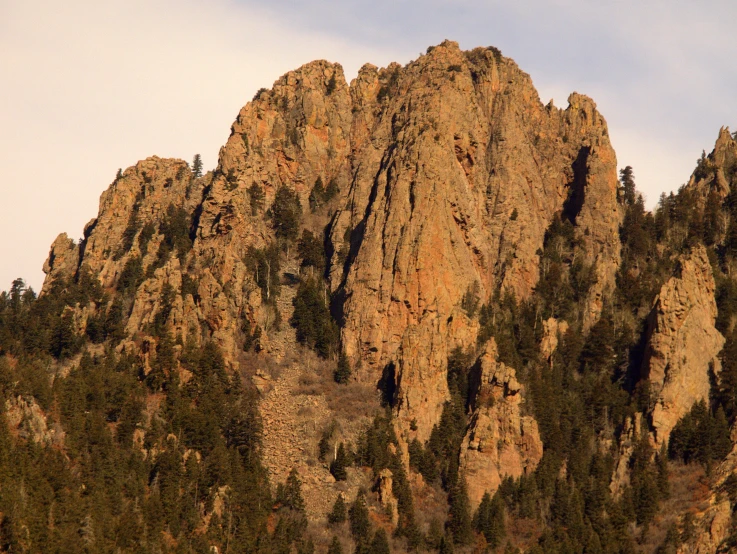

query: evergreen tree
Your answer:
[277,468,306,513]
[192,153,203,178]
[713,406,732,460]
[619,166,636,206]
[439,534,455,554]
[247,183,265,215]
[246,243,281,303]
[334,352,351,384]
[326,73,337,95]
[328,495,347,525]
[270,185,302,242]
[329,442,349,481]
[473,491,506,547]
[328,536,343,554]
[291,277,339,358]
[349,489,371,543]
[656,444,670,500]
[298,538,315,554]
[370,528,391,554]
[298,229,326,271]
[447,476,473,545]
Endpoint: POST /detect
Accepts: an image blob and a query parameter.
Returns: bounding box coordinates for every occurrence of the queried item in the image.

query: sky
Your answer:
[1,0,736,291]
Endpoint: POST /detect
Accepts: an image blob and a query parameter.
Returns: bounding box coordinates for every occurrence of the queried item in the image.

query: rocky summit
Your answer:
[3,40,737,553]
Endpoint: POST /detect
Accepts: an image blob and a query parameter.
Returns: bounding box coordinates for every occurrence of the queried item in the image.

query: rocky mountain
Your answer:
[2,40,737,553]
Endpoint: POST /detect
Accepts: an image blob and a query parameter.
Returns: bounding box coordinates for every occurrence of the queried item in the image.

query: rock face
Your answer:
[609,413,643,499]
[42,233,79,288]
[540,317,569,364]
[687,127,737,203]
[460,338,543,508]
[642,245,725,446]
[377,469,399,525]
[5,395,62,446]
[331,41,621,441]
[42,41,621,447]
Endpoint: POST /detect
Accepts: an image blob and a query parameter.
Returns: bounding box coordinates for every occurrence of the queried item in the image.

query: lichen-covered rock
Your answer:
[643,245,725,446]
[460,338,543,508]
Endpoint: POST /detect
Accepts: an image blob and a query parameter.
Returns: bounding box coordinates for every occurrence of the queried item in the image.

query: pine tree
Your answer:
[334,352,351,384]
[473,491,506,547]
[326,73,337,95]
[192,154,203,178]
[247,183,265,215]
[298,538,315,554]
[619,166,636,206]
[328,495,347,525]
[713,406,732,460]
[330,443,349,481]
[370,528,391,554]
[447,476,473,545]
[439,534,455,554]
[277,468,306,513]
[349,489,371,543]
[270,185,302,242]
[328,536,343,554]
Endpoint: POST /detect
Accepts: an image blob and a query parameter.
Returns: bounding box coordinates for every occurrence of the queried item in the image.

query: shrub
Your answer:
[326,73,337,95]
[253,87,268,101]
[308,177,339,212]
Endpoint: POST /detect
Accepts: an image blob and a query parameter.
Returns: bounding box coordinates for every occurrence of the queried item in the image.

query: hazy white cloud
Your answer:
[0,0,396,290]
[1,0,736,291]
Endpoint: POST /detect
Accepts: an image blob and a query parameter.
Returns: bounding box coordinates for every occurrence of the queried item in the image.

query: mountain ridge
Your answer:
[2,40,737,553]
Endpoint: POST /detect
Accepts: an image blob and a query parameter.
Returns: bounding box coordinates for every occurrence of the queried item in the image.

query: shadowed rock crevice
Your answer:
[562,146,590,224]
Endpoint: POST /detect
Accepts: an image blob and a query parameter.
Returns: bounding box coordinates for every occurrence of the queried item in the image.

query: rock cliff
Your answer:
[460,338,543,508]
[642,245,725,446]
[42,41,621,448]
[330,41,621,441]
[686,126,737,203]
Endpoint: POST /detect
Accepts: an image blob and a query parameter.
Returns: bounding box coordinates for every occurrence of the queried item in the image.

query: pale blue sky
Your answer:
[1,0,735,290]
